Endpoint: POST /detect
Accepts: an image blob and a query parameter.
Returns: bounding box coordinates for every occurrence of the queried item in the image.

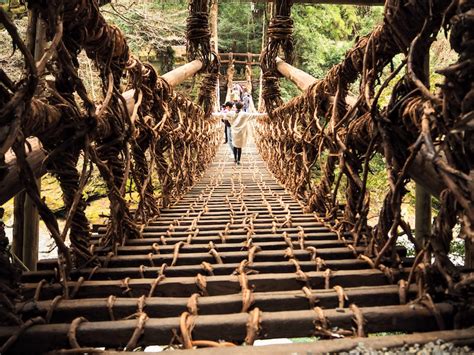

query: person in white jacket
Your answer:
[213,102,266,164]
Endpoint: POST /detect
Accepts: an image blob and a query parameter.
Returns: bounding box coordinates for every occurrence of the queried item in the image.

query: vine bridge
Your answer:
[0,0,473,353]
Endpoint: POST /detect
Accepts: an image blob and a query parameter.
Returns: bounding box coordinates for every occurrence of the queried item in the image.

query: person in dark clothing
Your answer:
[221,102,233,144]
[242,88,251,112]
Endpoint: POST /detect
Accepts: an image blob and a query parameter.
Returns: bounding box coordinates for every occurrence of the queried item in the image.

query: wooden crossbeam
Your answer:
[221,60,259,65]
[219,53,260,57]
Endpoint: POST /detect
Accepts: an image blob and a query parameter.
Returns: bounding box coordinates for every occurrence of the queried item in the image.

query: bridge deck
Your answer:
[2,142,470,352]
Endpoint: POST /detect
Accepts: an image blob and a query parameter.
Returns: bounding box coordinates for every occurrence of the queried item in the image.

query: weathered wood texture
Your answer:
[11,144,469,352]
[19,285,417,322]
[1,304,458,352]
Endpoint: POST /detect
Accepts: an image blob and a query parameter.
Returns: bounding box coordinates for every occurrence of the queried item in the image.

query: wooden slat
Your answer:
[19,285,417,322]
[22,268,404,300]
[36,246,368,269]
[96,231,345,246]
[90,226,342,239]
[95,221,328,233]
[0,303,456,353]
[22,258,380,282]
[106,240,352,255]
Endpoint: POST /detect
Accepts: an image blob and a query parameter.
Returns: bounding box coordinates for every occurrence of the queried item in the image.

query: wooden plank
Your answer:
[166,202,301,209]
[36,246,367,269]
[22,258,376,282]
[19,285,417,322]
[154,209,311,217]
[146,215,318,225]
[22,268,402,299]
[95,221,328,234]
[91,226,340,239]
[0,303,457,352]
[104,240,351,255]
[99,231,345,246]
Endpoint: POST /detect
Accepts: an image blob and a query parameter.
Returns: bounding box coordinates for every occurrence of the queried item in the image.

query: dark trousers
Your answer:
[233,147,242,162]
[224,125,228,142]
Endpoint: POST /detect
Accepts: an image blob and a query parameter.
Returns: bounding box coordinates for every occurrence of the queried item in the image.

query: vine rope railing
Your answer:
[0,0,220,327]
[255,0,473,311]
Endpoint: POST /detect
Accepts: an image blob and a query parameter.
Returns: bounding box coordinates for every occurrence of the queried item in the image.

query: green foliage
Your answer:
[292,5,383,79]
[280,78,301,102]
[217,2,265,53]
[366,153,389,209]
[102,1,186,57]
[151,0,188,11]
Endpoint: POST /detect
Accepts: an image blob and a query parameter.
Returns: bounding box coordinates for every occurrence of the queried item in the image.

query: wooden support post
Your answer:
[22,16,46,271]
[225,53,234,102]
[12,13,46,271]
[12,193,25,258]
[466,238,474,268]
[257,2,271,112]
[209,0,220,109]
[22,188,40,270]
[415,52,431,252]
[415,185,431,248]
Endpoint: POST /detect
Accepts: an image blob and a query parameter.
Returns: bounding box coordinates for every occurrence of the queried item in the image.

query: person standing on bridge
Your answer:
[221,102,233,145]
[242,87,251,112]
[214,102,265,165]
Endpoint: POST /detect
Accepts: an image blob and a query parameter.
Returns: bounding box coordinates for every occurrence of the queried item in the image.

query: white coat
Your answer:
[213,111,265,148]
